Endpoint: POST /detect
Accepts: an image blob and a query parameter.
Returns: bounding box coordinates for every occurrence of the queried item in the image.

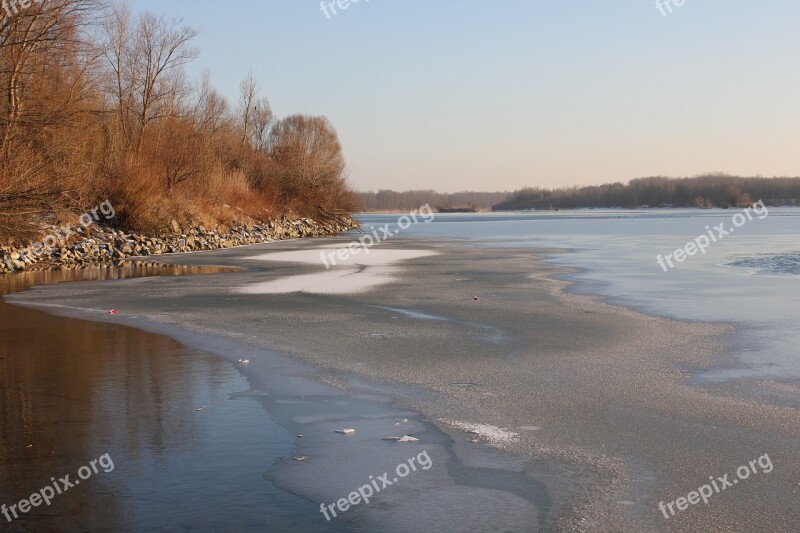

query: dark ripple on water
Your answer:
[726,253,800,276]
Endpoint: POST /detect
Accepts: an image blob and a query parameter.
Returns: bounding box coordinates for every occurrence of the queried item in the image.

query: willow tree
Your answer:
[268,114,354,213]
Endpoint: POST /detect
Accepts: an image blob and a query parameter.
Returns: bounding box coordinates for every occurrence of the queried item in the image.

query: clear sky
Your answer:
[130,1,800,192]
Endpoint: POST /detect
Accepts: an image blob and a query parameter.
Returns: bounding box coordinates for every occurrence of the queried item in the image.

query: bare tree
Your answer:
[249,96,272,153]
[1,0,100,154]
[193,70,230,141]
[0,0,102,228]
[99,1,136,151]
[132,13,198,153]
[102,10,199,154]
[269,114,349,211]
[237,71,257,157]
[236,71,273,156]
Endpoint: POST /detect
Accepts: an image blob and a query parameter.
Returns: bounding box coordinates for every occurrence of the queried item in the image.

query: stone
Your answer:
[0,215,359,274]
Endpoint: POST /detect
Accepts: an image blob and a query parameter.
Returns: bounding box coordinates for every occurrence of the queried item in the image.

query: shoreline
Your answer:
[3,255,552,531]
[1,214,359,274]
[6,235,800,531]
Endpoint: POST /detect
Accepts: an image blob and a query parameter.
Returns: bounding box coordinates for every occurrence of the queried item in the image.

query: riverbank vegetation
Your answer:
[0,0,358,243]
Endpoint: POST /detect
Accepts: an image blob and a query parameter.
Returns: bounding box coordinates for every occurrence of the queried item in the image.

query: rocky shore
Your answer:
[0,215,359,274]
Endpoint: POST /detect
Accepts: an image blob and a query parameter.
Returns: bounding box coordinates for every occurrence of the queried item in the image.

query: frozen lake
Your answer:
[358,208,800,380]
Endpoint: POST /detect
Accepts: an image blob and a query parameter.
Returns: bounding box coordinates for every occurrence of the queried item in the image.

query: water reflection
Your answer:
[0,263,239,295]
[0,264,252,531]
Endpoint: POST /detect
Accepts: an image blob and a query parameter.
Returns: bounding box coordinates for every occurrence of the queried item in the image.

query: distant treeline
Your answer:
[358,190,511,212]
[493,176,800,211]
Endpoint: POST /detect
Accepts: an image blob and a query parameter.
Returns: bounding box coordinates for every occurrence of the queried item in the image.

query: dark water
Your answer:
[0,266,330,532]
[725,252,800,276]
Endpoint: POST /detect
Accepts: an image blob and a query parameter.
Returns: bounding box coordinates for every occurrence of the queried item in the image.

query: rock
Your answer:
[0,214,360,274]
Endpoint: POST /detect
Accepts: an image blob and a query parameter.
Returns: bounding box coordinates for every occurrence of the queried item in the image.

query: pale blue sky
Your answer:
[131,1,800,192]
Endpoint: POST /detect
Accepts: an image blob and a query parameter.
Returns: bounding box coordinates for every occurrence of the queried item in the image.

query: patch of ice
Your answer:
[245,247,436,267]
[238,268,357,294]
[237,266,404,295]
[441,419,518,444]
[236,247,437,295]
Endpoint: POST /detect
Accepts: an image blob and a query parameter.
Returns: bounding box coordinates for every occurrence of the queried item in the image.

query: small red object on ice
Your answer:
[108,309,117,315]
[473,296,479,301]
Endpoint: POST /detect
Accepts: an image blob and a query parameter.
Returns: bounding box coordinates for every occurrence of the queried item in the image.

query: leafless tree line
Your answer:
[0,0,357,240]
[494,174,800,211]
[358,190,512,212]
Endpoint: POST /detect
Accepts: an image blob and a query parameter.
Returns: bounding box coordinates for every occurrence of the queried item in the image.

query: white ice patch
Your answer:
[442,419,518,445]
[245,247,435,267]
[236,247,436,295]
[238,268,357,294]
